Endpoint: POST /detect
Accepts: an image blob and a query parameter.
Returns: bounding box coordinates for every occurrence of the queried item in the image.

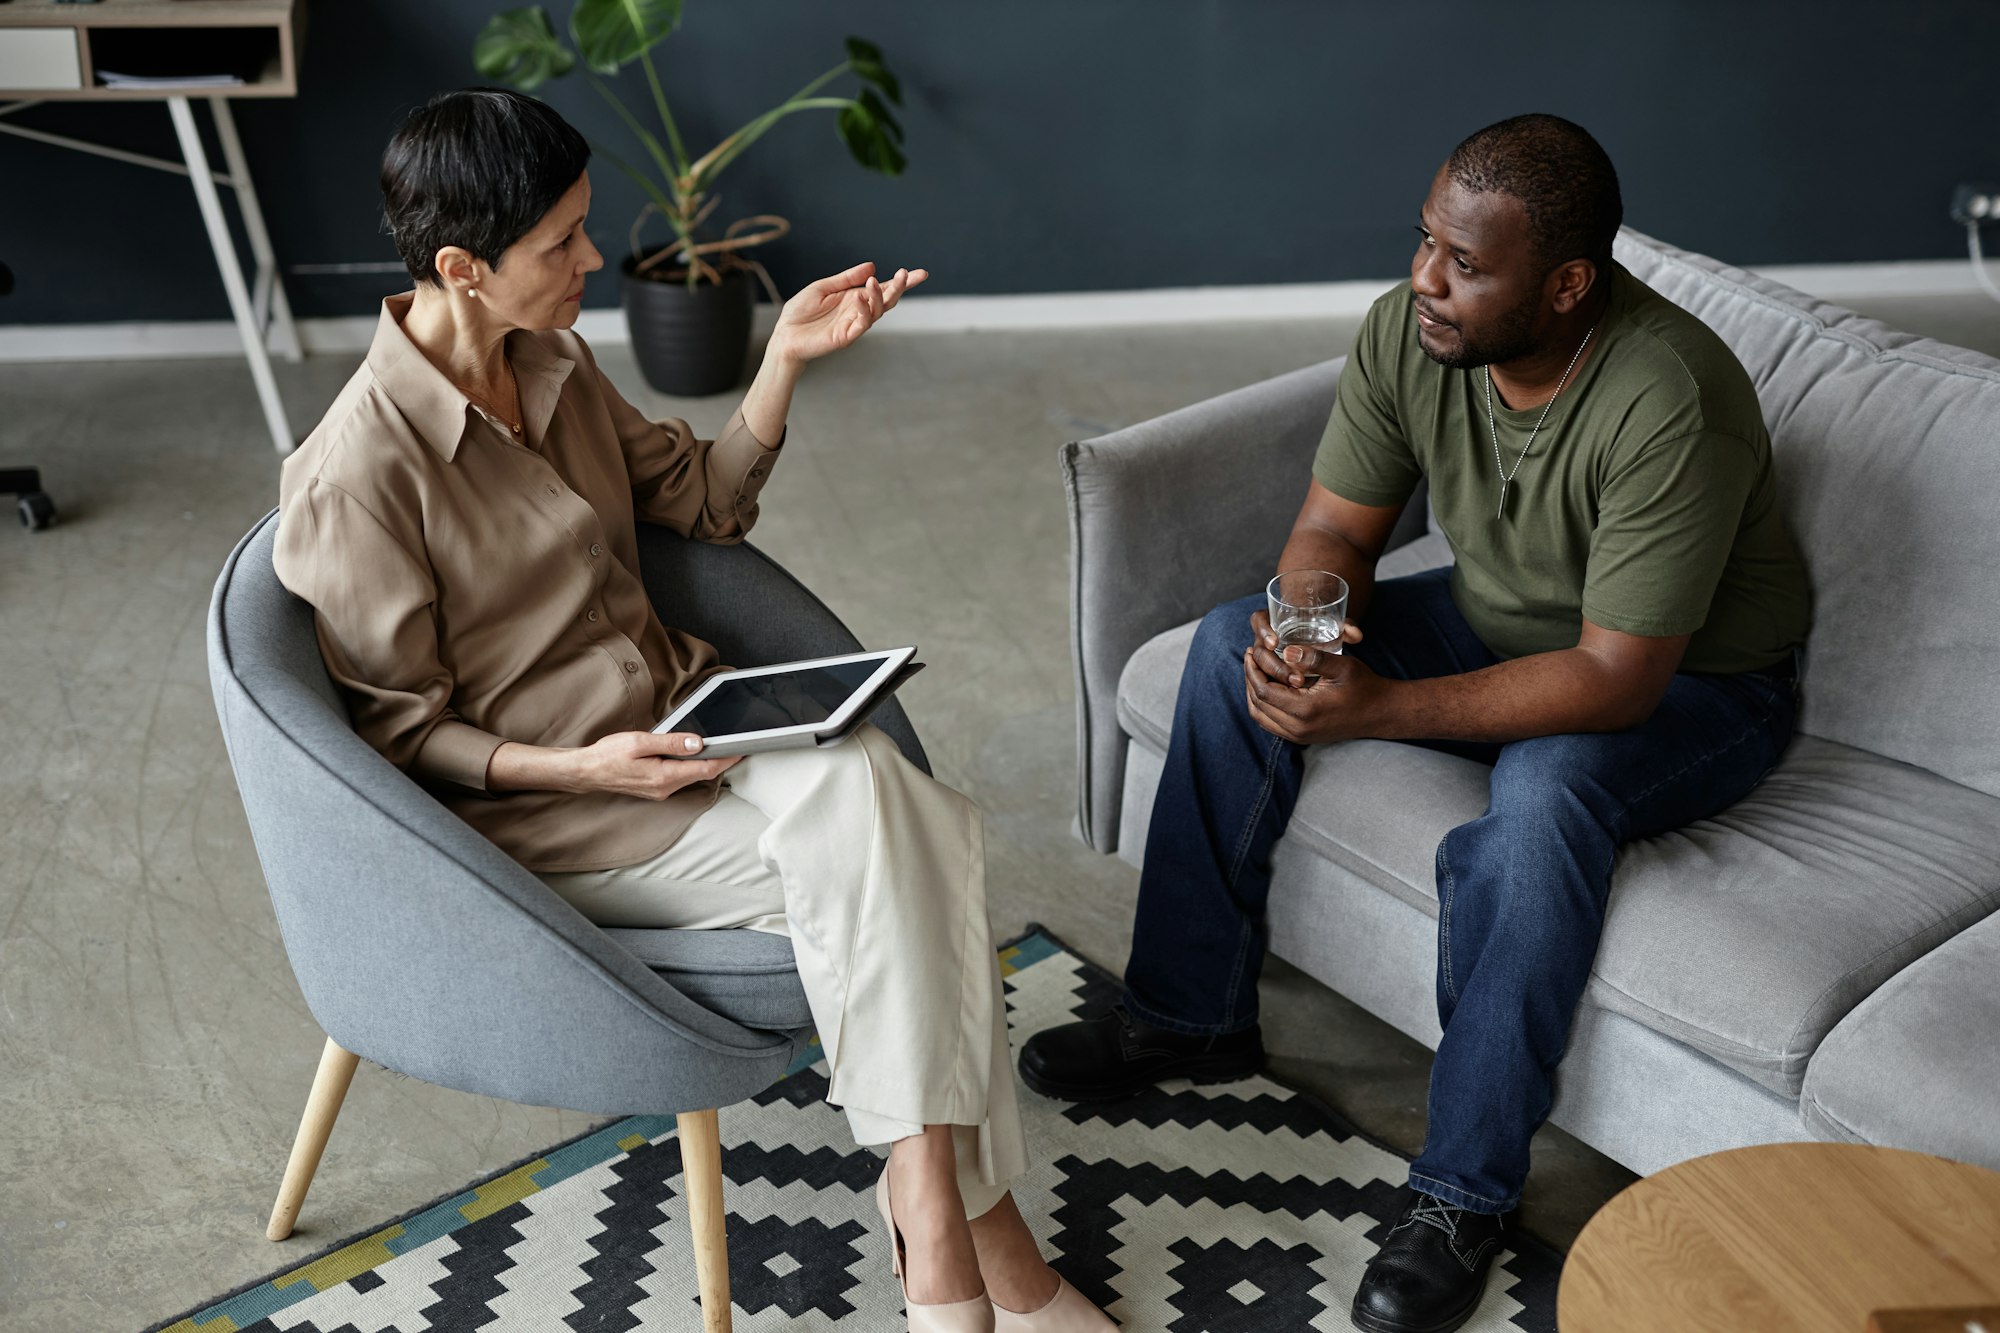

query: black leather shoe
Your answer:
[1351,1191,1508,1333]
[1018,1004,1263,1102]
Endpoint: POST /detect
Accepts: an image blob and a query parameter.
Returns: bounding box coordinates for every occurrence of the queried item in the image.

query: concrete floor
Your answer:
[3,292,1997,1331]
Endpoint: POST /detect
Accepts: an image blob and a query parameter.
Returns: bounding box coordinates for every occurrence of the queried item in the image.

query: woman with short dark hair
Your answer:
[274,89,1112,1333]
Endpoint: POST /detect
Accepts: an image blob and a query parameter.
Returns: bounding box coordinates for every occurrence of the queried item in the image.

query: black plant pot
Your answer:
[621,260,755,397]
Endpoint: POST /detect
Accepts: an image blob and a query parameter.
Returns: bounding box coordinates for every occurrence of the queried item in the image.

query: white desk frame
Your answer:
[0,95,300,453]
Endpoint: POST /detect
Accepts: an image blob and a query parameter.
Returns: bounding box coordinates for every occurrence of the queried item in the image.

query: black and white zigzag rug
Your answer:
[152,928,1561,1332]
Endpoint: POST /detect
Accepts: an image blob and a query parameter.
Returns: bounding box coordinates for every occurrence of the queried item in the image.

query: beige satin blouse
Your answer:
[274,295,783,871]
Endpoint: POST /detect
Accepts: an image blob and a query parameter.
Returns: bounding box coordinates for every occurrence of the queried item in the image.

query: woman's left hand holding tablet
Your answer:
[578,731,743,801]
[488,732,740,799]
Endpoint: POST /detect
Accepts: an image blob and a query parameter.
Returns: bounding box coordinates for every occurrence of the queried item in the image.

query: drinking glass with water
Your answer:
[1266,569,1349,685]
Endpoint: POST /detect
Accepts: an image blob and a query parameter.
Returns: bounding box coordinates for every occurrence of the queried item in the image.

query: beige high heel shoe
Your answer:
[875,1166,996,1333]
[991,1275,1119,1331]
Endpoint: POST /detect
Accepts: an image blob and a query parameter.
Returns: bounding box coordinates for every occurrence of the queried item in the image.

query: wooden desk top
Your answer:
[0,0,299,100]
[1558,1144,2000,1332]
[0,1,293,29]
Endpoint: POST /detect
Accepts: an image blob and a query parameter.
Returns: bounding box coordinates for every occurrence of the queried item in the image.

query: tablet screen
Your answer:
[675,660,885,738]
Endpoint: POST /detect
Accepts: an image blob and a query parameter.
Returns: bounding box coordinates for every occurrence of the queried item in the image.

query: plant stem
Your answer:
[677,62,849,193]
[639,49,689,174]
[785,62,850,106]
[686,97,858,195]
[597,142,677,218]
[589,74,677,186]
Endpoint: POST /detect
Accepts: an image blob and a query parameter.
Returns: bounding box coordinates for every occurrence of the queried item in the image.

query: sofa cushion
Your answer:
[1116,624,2000,1095]
[1800,912,2000,1171]
[1615,230,2000,801]
[1376,530,1456,581]
[1118,621,1195,755]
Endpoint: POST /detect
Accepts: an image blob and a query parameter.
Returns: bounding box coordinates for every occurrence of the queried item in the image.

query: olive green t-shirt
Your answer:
[1313,265,1810,674]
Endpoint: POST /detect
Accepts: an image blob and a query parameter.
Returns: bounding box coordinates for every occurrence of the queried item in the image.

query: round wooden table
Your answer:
[1558,1143,2000,1332]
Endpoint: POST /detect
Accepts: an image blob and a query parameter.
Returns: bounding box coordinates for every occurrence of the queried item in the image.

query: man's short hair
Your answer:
[1446,114,1623,275]
[381,88,591,285]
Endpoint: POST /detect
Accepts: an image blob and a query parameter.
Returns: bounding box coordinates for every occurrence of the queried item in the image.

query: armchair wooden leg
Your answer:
[677,1108,732,1333]
[266,1036,360,1241]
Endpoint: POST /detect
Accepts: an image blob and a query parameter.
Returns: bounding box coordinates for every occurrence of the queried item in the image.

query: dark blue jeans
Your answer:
[1121,567,1796,1214]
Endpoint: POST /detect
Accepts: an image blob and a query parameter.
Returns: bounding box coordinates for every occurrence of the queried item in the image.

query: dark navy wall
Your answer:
[2,0,1995,324]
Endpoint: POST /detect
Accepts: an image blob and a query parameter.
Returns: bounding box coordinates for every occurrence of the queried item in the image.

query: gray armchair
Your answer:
[206,508,928,1332]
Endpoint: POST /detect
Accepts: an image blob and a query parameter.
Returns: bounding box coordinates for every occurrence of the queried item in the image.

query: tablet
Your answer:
[652,647,920,757]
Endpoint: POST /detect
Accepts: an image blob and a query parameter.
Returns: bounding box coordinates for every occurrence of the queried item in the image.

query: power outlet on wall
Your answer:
[1950,182,2000,224]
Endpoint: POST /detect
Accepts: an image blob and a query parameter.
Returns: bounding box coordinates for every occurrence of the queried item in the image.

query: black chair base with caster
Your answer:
[2,467,56,532]
[0,260,56,528]
[0,262,56,532]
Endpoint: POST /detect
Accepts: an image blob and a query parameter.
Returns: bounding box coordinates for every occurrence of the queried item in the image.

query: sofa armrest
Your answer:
[1063,358,1346,853]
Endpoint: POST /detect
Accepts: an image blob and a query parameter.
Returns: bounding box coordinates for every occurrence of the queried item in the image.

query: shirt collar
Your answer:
[366,293,576,462]
[508,324,576,453]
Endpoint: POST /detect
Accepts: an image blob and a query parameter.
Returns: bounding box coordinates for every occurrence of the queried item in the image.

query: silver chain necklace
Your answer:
[1483,321,1597,520]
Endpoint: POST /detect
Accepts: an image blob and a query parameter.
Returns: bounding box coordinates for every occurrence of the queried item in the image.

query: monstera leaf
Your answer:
[837,87,905,176]
[571,0,682,75]
[472,7,575,89]
[845,35,901,106]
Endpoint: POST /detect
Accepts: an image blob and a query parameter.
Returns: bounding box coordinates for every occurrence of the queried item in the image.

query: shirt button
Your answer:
[750,467,765,479]
[586,609,599,622]
[736,496,748,507]
[624,660,640,674]
[590,543,603,557]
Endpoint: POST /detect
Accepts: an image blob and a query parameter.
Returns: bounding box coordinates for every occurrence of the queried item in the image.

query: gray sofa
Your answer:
[1063,228,2000,1178]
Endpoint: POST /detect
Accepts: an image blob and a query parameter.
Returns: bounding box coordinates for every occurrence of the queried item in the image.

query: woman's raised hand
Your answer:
[566,730,742,801]
[767,261,928,366]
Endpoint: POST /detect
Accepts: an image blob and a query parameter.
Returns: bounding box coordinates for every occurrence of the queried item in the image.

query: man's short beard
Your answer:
[1419,285,1543,370]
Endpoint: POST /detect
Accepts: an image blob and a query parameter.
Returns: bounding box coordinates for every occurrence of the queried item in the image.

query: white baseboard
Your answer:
[860,278,1406,331]
[0,260,1985,363]
[1748,258,1979,301]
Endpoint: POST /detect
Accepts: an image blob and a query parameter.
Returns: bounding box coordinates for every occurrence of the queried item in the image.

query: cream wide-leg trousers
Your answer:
[538,724,1027,1218]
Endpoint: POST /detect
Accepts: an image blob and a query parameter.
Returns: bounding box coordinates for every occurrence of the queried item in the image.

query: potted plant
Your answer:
[473,0,907,395]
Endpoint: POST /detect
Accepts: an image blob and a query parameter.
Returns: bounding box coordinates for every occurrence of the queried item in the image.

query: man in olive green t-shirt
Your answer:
[1022,114,1810,1332]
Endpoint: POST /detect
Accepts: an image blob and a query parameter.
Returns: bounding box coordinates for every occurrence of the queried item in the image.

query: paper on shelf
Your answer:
[96,72,248,89]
